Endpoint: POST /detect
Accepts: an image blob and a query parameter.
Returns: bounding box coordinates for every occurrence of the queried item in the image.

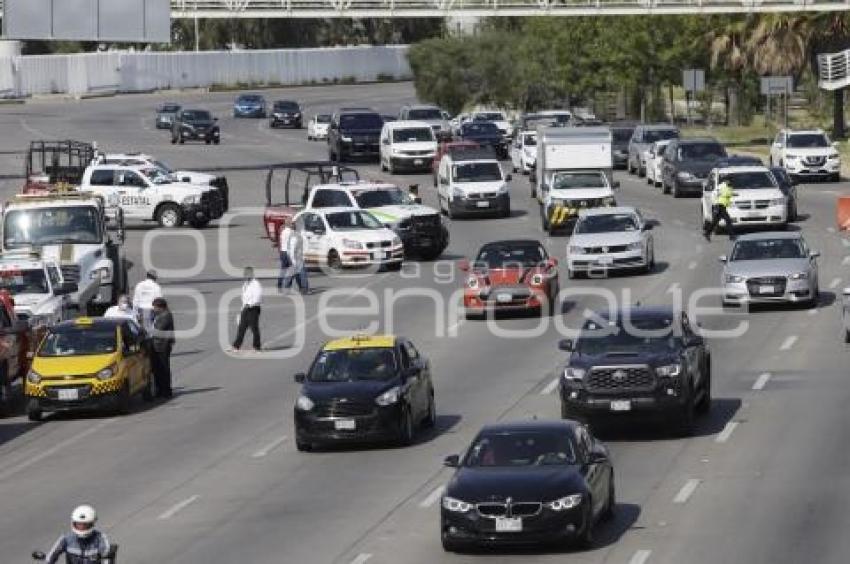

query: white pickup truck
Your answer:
[80,164,225,228]
[0,251,75,327]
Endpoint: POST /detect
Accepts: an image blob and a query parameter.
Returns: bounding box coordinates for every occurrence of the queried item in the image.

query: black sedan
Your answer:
[458,122,508,159]
[441,420,614,552]
[270,100,302,128]
[293,335,436,451]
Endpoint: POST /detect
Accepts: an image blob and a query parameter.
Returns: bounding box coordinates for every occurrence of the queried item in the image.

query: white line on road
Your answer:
[715,421,739,444]
[251,435,287,458]
[779,335,798,351]
[753,372,771,390]
[842,256,850,266]
[419,485,445,508]
[541,377,560,395]
[673,478,701,504]
[628,549,653,564]
[808,308,819,316]
[688,261,697,270]
[157,495,200,520]
[447,318,465,334]
[830,277,842,289]
[0,418,114,482]
[842,238,850,248]
[828,227,837,233]
[350,554,372,564]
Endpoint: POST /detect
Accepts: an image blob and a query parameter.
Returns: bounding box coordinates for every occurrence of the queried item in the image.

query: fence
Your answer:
[0,45,412,98]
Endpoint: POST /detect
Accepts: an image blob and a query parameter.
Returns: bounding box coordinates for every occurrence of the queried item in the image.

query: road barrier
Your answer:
[0,45,411,98]
[837,196,850,231]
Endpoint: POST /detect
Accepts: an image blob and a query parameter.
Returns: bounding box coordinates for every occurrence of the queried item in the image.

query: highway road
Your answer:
[0,82,848,564]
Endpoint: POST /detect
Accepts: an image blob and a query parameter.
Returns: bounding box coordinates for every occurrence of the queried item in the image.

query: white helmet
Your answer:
[71,505,97,538]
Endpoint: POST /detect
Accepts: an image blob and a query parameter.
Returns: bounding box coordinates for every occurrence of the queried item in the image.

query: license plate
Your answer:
[334,419,356,431]
[610,400,631,411]
[414,159,423,165]
[759,285,775,294]
[496,293,513,303]
[598,257,614,265]
[495,517,523,532]
[58,388,78,401]
[476,201,490,208]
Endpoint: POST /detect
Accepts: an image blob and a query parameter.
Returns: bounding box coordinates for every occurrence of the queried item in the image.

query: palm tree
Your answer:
[706,16,754,125]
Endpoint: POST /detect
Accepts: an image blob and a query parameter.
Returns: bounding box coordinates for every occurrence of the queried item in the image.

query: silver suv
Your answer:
[628,124,679,177]
[398,104,451,140]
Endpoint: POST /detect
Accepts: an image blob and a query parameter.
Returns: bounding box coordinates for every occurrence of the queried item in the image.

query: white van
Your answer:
[379,120,437,174]
[436,148,511,219]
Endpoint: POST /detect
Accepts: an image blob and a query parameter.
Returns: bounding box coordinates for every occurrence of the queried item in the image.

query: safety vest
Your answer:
[716,182,734,208]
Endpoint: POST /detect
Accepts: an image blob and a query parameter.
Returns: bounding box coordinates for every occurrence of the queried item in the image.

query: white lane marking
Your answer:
[419,485,445,508]
[673,478,701,504]
[447,318,464,334]
[350,554,372,564]
[541,377,560,395]
[688,261,697,270]
[843,256,850,266]
[808,308,819,316]
[779,335,798,351]
[842,238,850,248]
[753,372,771,390]
[157,495,200,520]
[830,277,842,289]
[0,418,114,482]
[251,435,287,458]
[715,421,739,444]
[828,227,837,233]
[629,549,653,564]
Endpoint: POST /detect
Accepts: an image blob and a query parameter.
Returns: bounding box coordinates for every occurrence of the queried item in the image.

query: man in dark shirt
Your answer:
[150,297,175,398]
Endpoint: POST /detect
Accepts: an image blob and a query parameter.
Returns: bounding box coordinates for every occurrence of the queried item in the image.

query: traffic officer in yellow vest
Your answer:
[703,179,736,242]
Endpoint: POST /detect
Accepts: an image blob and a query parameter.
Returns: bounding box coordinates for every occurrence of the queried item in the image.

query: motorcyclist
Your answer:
[42,505,111,563]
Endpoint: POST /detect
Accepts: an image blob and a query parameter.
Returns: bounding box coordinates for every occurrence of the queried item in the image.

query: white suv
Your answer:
[769,129,841,182]
[701,166,787,232]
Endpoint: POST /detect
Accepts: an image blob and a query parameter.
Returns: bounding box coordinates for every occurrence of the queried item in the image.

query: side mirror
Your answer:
[294,372,306,383]
[643,223,653,231]
[810,251,821,258]
[718,255,727,263]
[443,454,460,467]
[32,552,46,561]
[587,450,608,464]
[505,174,512,182]
[613,181,621,189]
[558,339,573,352]
[458,258,470,272]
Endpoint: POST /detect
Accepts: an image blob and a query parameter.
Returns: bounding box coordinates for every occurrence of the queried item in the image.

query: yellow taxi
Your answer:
[25,317,153,421]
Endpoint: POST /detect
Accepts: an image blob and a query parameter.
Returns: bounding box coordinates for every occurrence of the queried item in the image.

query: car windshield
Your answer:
[474,243,546,268]
[643,129,679,143]
[325,211,382,230]
[720,171,776,189]
[475,112,506,121]
[340,114,383,129]
[730,238,805,261]
[522,134,537,146]
[183,110,211,122]
[159,104,180,113]
[679,143,726,160]
[4,207,101,247]
[315,114,331,123]
[308,347,398,382]
[575,213,639,234]
[552,172,607,189]
[0,268,49,294]
[408,108,442,120]
[140,168,172,184]
[464,122,499,135]
[152,160,174,173]
[274,101,299,110]
[464,430,577,467]
[612,129,634,143]
[575,316,680,355]
[787,134,828,148]
[392,128,434,143]
[453,162,502,182]
[39,326,117,357]
[354,188,413,207]
[238,95,263,103]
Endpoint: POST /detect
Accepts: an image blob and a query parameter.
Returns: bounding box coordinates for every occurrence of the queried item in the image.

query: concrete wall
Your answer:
[0,45,411,98]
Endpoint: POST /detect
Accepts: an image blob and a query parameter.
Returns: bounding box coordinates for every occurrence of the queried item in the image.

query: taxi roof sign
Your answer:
[324,334,396,351]
[74,317,95,325]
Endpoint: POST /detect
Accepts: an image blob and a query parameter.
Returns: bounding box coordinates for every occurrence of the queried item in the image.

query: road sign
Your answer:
[2,0,170,43]
[760,76,793,96]
[683,69,705,93]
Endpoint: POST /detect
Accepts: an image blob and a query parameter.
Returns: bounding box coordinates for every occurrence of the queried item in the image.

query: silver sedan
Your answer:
[720,231,819,308]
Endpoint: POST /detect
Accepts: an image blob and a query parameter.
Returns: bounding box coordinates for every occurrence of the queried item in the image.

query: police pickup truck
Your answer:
[0,250,75,328]
[80,164,225,228]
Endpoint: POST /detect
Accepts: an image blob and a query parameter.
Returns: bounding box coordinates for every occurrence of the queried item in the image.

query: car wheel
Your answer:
[627,159,634,175]
[380,158,387,172]
[327,250,343,272]
[0,362,11,417]
[179,135,185,144]
[156,204,183,228]
[398,407,415,446]
[116,381,131,415]
[601,472,616,521]
[576,504,595,548]
[676,396,696,437]
[530,182,536,198]
[142,377,154,402]
[27,400,42,422]
[696,366,712,415]
[423,392,436,429]
[502,203,511,219]
[296,438,313,452]
[638,166,646,178]
[662,179,671,194]
[446,200,455,220]
[644,247,655,274]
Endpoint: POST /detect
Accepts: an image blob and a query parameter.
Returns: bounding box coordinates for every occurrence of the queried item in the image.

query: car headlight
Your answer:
[626,241,642,251]
[391,235,402,247]
[96,366,115,381]
[451,188,465,199]
[341,136,353,143]
[790,272,809,280]
[442,496,473,513]
[655,364,681,377]
[467,276,480,289]
[391,147,403,155]
[342,238,363,249]
[375,386,401,406]
[273,113,283,118]
[295,395,314,411]
[603,196,616,206]
[770,198,786,206]
[725,274,745,283]
[568,245,586,255]
[546,493,583,511]
[563,367,585,381]
[829,152,840,160]
[27,369,41,384]
[182,194,200,205]
[677,171,695,180]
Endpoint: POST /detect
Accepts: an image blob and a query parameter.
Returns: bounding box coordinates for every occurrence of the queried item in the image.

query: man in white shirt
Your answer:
[282,221,308,294]
[277,221,293,290]
[133,270,162,330]
[104,295,137,321]
[232,266,262,352]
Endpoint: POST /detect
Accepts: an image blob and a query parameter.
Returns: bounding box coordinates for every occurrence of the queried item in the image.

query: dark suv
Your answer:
[270,100,302,128]
[659,138,727,197]
[558,307,711,435]
[328,110,384,162]
[171,109,221,145]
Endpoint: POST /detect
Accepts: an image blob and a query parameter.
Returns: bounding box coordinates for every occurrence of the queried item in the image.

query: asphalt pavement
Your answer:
[0,82,849,564]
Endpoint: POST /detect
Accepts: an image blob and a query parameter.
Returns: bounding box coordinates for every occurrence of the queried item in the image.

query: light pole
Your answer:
[194,6,200,52]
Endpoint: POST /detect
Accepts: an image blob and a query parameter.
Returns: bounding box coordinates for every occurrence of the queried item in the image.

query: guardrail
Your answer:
[818,49,850,91]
